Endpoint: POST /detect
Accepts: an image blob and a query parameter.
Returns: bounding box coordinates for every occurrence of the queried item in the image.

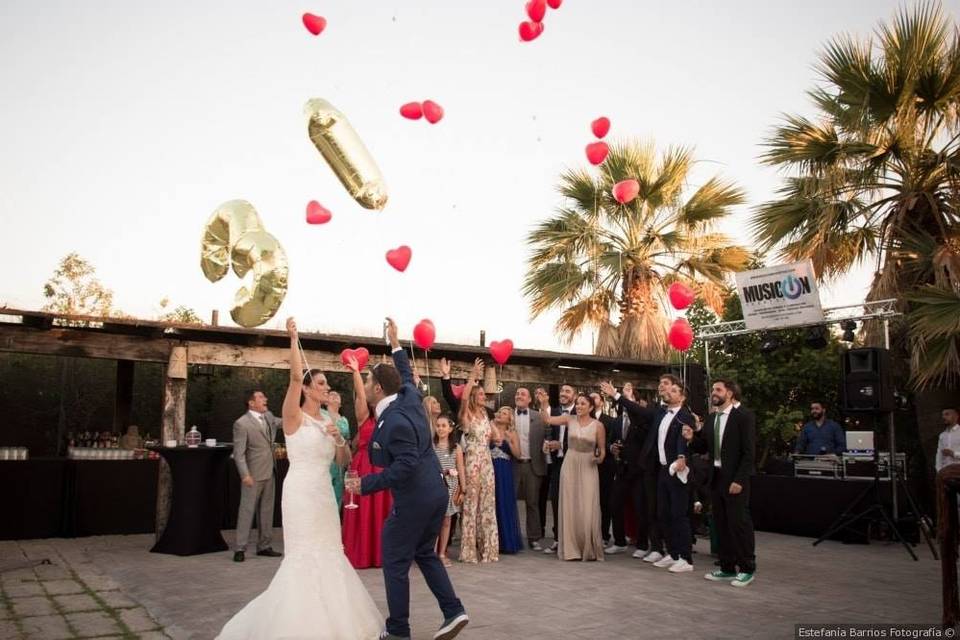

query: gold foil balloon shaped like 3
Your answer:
[304,98,388,210]
[200,200,288,328]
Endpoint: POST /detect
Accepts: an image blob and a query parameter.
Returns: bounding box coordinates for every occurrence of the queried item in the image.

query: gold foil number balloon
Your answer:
[200,200,289,327]
[305,98,388,210]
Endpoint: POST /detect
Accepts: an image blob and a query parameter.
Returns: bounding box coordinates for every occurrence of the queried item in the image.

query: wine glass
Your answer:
[344,470,359,510]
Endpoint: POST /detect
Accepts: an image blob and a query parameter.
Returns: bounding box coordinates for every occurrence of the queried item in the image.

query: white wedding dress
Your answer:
[217,413,382,640]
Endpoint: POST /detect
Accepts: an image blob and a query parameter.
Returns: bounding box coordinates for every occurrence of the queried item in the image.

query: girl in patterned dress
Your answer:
[433,414,466,567]
[458,358,501,563]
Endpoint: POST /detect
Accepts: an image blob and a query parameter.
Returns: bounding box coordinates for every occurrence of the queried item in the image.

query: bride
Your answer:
[217,318,382,640]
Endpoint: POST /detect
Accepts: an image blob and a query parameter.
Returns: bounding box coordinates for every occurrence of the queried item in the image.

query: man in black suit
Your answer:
[536,384,575,553]
[647,379,698,573]
[599,382,652,557]
[590,391,619,545]
[692,378,756,588]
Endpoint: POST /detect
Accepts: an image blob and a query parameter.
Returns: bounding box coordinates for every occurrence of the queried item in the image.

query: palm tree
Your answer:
[524,140,750,360]
[751,1,960,388]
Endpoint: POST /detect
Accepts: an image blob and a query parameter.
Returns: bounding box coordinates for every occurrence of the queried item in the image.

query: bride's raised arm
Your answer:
[282,317,304,436]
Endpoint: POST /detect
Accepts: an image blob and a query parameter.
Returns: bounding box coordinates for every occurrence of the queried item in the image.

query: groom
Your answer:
[345,318,468,640]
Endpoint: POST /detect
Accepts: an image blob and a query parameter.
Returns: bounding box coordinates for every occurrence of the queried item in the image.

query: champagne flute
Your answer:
[344,470,359,510]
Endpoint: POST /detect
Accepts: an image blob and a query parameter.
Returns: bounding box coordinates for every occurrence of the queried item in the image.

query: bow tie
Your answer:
[516,409,528,415]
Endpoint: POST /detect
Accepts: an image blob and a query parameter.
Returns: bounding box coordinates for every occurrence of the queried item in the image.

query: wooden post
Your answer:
[113,360,134,434]
[155,345,187,540]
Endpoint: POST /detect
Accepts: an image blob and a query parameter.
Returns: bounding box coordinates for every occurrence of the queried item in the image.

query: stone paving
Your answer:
[0,538,168,639]
[0,527,941,640]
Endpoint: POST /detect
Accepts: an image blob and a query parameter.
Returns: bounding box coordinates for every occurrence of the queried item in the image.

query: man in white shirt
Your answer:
[513,388,547,550]
[936,407,960,472]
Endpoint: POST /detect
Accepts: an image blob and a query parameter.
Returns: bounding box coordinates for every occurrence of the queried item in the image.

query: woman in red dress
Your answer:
[341,354,392,569]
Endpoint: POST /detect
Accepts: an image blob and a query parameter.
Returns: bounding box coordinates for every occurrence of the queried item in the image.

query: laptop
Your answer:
[846,431,875,454]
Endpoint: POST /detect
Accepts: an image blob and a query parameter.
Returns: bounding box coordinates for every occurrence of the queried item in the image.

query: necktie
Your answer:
[714,412,722,458]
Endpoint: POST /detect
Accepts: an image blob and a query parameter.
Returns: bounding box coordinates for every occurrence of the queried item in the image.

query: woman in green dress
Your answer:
[325,391,352,511]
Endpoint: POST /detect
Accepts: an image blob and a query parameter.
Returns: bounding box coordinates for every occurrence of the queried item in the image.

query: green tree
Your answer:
[524,140,750,360]
[751,1,960,388]
[158,298,202,325]
[42,253,115,317]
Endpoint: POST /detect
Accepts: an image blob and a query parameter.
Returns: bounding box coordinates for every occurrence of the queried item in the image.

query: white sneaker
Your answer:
[642,551,664,563]
[652,555,677,568]
[631,548,649,559]
[604,544,628,554]
[543,542,557,554]
[668,559,693,573]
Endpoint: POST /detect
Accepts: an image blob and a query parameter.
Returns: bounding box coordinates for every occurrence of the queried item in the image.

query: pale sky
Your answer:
[0,0,915,353]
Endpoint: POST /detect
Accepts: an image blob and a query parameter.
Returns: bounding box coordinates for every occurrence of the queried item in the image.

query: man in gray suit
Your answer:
[513,387,547,550]
[232,389,283,562]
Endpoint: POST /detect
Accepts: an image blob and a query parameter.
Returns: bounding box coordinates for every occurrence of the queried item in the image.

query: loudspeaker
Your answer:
[841,348,893,413]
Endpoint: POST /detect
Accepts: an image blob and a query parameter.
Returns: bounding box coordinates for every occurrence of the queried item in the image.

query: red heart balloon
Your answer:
[422,100,444,124]
[302,13,327,36]
[668,318,695,351]
[339,347,370,370]
[586,141,609,165]
[591,116,611,139]
[489,339,514,365]
[400,102,423,120]
[612,179,640,204]
[413,319,436,350]
[519,21,545,42]
[546,0,562,8]
[305,200,332,225]
[526,0,547,22]
[451,383,465,400]
[668,282,696,311]
[386,246,412,272]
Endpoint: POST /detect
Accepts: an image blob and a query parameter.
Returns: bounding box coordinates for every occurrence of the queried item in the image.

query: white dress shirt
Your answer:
[937,424,960,472]
[515,408,531,460]
[713,404,733,468]
[657,408,677,466]
[375,394,398,421]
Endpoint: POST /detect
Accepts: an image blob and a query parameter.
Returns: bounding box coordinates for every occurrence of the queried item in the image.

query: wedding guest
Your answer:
[936,407,960,471]
[440,357,495,419]
[341,355,392,569]
[458,358,500,563]
[424,395,443,437]
[513,388,547,550]
[601,379,664,562]
[650,381,698,574]
[538,390,605,561]
[694,379,757,587]
[325,391,352,511]
[591,391,619,546]
[434,414,466,567]
[541,384,577,554]
[491,407,524,554]
[232,389,283,562]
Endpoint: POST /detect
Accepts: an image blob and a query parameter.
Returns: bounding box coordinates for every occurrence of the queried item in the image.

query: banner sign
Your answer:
[734,260,825,330]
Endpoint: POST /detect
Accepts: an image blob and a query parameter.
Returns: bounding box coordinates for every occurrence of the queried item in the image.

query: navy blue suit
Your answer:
[645,405,697,563]
[361,348,464,637]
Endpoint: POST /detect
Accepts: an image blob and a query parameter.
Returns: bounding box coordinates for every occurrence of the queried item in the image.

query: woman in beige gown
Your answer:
[538,391,606,561]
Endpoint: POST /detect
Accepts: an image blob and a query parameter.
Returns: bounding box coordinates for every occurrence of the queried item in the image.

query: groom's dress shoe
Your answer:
[434,612,469,640]
[233,551,244,563]
[256,548,282,557]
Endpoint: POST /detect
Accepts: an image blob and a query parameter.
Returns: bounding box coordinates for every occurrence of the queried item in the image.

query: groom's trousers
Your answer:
[382,494,464,637]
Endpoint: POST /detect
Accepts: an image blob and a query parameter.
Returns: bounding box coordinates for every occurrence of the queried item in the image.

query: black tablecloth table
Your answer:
[0,459,66,540]
[64,459,159,537]
[150,445,233,556]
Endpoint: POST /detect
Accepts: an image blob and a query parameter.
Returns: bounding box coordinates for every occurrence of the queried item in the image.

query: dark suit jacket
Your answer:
[615,396,656,476]
[638,405,696,471]
[596,412,620,474]
[547,406,574,467]
[690,405,756,489]
[362,348,446,508]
